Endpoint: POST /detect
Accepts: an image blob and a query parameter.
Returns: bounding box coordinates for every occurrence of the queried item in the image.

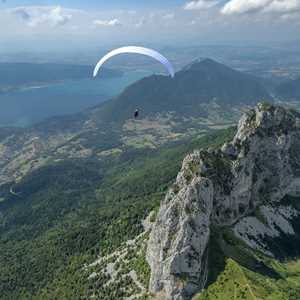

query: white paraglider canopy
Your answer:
[93,46,175,78]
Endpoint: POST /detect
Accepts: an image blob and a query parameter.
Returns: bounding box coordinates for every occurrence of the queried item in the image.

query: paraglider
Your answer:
[93,46,175,78]
[134,109,139,119]
[93,46,175,120]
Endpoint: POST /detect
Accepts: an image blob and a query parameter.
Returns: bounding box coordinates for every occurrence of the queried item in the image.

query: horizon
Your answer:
[0,0,299,57]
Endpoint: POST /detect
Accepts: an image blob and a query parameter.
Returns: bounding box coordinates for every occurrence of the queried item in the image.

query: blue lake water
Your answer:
[0,70,150,127]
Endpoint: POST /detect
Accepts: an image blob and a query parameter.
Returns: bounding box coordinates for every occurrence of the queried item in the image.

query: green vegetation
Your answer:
[1,120,300,300]
[254,207,268,226]
[131,238,151,287]
[195,258,300,300]
[197,224,300,300]
[259,101,273,111]
[0,128,235,299]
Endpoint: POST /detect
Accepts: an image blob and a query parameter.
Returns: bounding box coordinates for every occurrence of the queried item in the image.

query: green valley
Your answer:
[0,128,235,299]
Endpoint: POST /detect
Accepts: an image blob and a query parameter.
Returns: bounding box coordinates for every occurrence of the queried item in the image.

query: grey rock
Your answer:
[146,103,300,299]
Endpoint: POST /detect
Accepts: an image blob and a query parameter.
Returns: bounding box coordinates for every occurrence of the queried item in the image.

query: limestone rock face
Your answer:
[146,103,300,299]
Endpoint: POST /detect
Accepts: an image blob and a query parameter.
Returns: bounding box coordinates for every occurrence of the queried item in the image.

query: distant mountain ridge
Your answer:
[95,58,271,122]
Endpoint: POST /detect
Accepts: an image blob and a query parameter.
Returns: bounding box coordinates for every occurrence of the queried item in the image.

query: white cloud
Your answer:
[93,18,122,27]
[1,3,299,50]
[221,0,300,15]
[135,17,147,28]
[11,6,72,27]
[184,0,219,10]
[264,0,300,13]
[162,13,175,19]
[221,0,272,14]
[280,11,300,19]
[189,19,198,25]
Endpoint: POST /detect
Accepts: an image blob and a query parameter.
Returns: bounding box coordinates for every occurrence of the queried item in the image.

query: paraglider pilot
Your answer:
[134,109,139,119]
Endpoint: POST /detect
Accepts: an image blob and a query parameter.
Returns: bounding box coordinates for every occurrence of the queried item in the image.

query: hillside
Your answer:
[0,127,235,299]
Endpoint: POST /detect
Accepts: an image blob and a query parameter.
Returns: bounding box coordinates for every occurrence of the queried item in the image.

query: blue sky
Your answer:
[2,0,185,9]
[0,0,299,53]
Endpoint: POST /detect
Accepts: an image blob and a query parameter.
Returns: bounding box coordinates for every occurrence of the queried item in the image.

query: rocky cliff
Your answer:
[146,103,300,300]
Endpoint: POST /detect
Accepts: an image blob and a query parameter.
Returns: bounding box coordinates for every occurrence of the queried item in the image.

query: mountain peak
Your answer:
[198,57,222,66]
[99,59,271,123]
[181,57,224,71]
[147,103,300,299]
[235,102,297,142]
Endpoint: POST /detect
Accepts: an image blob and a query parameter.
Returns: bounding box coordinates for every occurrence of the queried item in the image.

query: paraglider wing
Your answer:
[93,46,175,78]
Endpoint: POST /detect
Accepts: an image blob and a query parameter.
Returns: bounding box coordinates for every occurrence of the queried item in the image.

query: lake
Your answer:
[0,70,150,127]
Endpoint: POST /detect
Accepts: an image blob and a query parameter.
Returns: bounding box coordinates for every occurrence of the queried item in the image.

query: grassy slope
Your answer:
[195,258,300,300]
[196,203,300,300]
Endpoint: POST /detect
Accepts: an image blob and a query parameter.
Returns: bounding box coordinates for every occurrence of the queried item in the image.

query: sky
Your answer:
[1,1,185,10]
[0,0,300,53]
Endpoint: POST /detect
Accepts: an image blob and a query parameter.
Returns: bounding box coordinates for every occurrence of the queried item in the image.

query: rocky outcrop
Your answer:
[146,103,300,299]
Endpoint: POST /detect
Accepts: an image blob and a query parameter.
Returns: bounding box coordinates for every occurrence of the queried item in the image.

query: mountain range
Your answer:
[1,58,299,300]
[0,59,272,188]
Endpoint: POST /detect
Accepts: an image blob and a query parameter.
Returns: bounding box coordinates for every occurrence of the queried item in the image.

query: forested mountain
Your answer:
[96,58,271,122]
[0,127,235,299]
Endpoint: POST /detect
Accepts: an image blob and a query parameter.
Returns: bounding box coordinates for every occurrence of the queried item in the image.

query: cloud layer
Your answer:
[0,2,298,52]
[184,0,219,10]
[93,18,122,27]
[222,0,300,15]
[11,6,72,27]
